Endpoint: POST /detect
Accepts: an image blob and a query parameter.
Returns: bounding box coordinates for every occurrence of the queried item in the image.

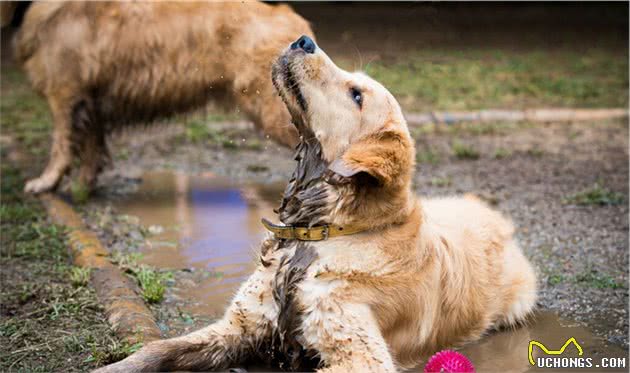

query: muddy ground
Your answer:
[85,117,629,351]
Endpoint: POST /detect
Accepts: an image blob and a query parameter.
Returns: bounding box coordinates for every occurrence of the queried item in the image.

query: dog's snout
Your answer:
[290,35,316,54]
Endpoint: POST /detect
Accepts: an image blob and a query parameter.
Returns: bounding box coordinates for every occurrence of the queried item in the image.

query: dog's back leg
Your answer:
[24,91,76,193]
[95,264,277,372]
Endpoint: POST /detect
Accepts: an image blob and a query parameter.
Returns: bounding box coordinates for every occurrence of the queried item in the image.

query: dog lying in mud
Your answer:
[95,36,537,372]
[15,1,312,194]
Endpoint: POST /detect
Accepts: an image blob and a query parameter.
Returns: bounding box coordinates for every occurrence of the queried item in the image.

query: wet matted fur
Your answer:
[95,38,537,372]
[15,1,313,194]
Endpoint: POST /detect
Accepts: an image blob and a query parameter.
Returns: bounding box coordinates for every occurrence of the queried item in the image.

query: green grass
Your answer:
[0,163,126,372]
[85,341,143,366]
[563,183,624,206]
[0,66,51,154]
[547,274,566,286]
[547,270,625,289]
[430,177,452,187]
[110,252,171,303]
[184,118,226,143]
[133,265,171,304]
[574,270,625,289]
[70,267,92,287]
[451,141,480,160]
[416,147,441,164]
[494,148,512,159]
[340,48,629,111]
[183,117,264,151]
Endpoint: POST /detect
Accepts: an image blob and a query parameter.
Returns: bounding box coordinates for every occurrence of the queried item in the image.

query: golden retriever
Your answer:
[95,36,537,372]
[15,1,312,193]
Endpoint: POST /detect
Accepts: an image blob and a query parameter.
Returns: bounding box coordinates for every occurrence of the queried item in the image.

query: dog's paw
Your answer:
[24,176,56,194]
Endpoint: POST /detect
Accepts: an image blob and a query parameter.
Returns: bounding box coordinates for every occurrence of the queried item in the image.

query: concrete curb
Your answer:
[40,194,162,345]
[405,108,628,126]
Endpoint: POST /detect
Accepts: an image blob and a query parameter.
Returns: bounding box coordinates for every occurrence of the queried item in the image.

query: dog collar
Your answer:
[261,218,365,241]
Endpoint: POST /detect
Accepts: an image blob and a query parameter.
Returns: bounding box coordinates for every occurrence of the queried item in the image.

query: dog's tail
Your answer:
[13,2,64,64]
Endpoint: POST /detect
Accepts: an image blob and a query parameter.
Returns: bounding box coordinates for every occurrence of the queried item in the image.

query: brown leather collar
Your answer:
[261,218,365,241]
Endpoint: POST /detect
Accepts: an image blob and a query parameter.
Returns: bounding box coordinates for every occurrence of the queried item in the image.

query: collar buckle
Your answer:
[321,225,329,240]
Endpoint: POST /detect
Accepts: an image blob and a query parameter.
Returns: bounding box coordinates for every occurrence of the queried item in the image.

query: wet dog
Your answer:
[15,1,312,194]
[95,36,537,372]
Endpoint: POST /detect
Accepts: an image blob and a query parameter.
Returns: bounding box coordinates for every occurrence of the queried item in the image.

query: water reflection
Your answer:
[112,171,282,316]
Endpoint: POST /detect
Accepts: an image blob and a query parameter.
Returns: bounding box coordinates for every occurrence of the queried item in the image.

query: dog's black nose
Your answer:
[290,35,316,54]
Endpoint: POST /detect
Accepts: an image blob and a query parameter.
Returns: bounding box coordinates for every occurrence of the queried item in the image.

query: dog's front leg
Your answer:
[300,295,397,373]
[94,265,276,372]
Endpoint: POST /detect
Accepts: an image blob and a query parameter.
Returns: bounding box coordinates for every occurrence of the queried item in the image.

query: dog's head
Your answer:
[272,35,414,189]
[273,36,415,228]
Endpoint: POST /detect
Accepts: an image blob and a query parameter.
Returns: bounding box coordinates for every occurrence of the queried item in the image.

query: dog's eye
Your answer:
[350,87,362,108]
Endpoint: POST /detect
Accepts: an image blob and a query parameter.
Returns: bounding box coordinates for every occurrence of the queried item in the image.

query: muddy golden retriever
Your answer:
[15,1,312,193]
[95,36,537,372]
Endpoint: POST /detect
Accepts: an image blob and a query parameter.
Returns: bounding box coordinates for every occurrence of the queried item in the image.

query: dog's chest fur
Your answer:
[259,137,333,370]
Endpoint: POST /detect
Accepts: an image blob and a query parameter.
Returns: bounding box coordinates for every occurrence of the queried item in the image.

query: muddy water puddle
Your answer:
[110,171,627,372]
[109,171,283,318]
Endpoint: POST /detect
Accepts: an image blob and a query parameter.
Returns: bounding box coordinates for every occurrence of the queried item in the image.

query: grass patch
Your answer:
[494,148,512,159]
[430,177,452,187]
[416,147,440,164]
[0,66,51,155]
[343,48,629,111]
[547,274,566,286]
[133,265,171,303]
[563,183,624,206]
[110,252,171,303]
[451,141,480,160]
[183,118,265,151]
[0,163,124,372]
[85,341,143,366]
[574,270,625,289]
[546,270,625,289]
[70,267,92,287]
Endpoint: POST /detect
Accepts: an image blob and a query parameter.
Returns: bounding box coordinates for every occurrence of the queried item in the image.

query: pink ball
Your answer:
[424,350,475,373]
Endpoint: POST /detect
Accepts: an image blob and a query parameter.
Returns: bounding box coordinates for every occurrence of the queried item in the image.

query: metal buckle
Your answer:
[321,225,329,240]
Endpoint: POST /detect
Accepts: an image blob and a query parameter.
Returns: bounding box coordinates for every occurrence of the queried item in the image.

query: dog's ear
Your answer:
[328,130,412,187]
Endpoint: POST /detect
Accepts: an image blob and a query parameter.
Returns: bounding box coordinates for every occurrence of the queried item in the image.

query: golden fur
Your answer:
[95,37,537,372]
[15,1,312,193]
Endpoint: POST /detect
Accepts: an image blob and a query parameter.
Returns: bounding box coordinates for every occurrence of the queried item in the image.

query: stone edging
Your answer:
[405,108,628,125]
[39,194,161,345]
